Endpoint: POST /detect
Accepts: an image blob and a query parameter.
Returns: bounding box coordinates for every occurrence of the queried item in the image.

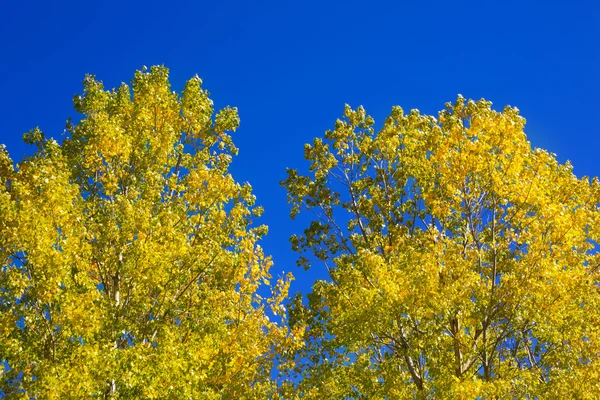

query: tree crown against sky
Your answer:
[281,97,600,398]
[0,66,599,399]
[0,66,299,398]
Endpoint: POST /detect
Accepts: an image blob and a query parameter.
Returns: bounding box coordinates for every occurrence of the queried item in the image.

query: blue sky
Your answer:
[1,0,598,295]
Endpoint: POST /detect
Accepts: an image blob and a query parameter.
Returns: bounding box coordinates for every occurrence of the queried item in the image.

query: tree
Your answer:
[281,97,600,398]
[0,66,296,398]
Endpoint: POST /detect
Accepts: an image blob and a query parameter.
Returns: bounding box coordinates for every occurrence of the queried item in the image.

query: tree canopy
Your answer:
[0,66,296,398]
[281,98,600,398]
[1,67,599,399]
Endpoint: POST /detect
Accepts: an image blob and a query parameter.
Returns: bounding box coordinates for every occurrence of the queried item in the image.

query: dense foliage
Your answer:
[281,98,600,398]
[1,66,599,398]
[0,66,296,398]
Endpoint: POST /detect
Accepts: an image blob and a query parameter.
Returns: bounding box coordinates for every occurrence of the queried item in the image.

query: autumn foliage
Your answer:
[0,66,296,398]
[281,99,600,398]
[1,67,599,398]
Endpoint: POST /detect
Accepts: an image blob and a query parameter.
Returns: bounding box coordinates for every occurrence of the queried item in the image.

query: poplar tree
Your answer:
[282,98,600,398]
[0,66,295,398]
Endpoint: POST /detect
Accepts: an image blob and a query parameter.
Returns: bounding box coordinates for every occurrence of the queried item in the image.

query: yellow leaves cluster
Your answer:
[1,66,296,398]
[282,96,600,398]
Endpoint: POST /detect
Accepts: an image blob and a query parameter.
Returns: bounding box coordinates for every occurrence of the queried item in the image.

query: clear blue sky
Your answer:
[1,0,598,294]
